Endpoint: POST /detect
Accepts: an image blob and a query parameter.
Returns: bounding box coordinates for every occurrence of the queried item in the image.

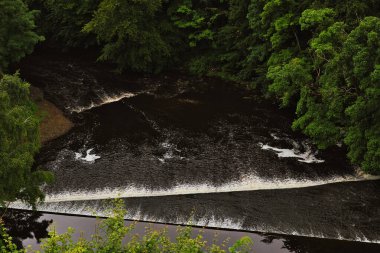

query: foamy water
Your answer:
[260,143,325,163]
[158,140,185,163]
[75,149,101,163]
[70,92,136,113]
[10,200,380,244]
[34,174,380,203]
[260,133,325,164]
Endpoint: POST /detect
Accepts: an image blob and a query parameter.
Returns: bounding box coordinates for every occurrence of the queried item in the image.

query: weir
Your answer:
[37,175,380,203]
[11,180,380,244]
[15,51,380,246]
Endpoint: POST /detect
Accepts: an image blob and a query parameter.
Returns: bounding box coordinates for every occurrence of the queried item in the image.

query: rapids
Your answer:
[13,49,380,245]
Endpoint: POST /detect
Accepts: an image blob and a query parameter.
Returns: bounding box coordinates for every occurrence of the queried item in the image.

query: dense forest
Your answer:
[1,0,379,203]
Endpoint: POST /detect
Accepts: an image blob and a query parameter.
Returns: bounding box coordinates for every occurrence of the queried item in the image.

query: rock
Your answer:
[29,86,44,102]
[30,86,74,144]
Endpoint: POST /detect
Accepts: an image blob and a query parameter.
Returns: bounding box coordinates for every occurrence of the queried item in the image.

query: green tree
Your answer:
[0,0,43,74]
[83,0,177,73]
[266,8,380,173]
[0,74,52,207]
[27,0,100,48]
[169,0,225,76]
[246,1,380,173]
[308,16,380,172]
[0,223,24,253]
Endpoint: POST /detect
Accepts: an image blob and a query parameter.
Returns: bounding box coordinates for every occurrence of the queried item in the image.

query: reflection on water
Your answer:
[0,209,52,249]
[2,209,380,252]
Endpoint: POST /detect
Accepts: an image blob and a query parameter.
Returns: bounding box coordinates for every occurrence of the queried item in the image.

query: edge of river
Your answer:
[30,86,74,144]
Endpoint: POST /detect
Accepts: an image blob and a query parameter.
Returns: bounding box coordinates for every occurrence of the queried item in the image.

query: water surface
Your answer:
[11,49,380,246]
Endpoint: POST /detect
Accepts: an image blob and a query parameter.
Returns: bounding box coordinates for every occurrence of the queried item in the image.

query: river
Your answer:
[6,48,380,251]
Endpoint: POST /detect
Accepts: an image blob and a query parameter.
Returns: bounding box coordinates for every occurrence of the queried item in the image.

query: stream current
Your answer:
[11,49,380,245]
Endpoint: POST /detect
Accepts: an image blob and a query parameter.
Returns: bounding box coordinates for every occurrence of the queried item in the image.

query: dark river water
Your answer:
[6,48,380,251]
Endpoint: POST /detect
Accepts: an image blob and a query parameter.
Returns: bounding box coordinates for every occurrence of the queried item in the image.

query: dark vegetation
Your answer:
[0,0,52,207]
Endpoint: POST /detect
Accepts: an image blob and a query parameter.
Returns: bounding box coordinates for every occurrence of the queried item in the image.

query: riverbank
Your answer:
[30,86,73,144]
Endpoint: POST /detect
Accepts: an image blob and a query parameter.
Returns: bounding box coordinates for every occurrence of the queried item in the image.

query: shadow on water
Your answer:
[0,209,52,249]
[261,234,380,253]
[2,209,380,252]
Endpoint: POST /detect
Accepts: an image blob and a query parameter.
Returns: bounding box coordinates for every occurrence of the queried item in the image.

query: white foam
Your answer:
[263,133,325,163]
[75,149,101,163]
[270,133,281,140]
[122,211,380,244]
[71,92,136,113]
[260,143,325,164]
[158,140,185,163]
[34,174,380,203]
[10,202,380,244]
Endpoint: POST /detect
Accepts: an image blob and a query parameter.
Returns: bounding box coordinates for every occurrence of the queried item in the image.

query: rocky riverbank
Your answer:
[30,86,73,144]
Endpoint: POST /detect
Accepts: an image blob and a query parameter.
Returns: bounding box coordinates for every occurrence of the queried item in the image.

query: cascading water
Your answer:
[70,92,137,113]
[15,50,380,245]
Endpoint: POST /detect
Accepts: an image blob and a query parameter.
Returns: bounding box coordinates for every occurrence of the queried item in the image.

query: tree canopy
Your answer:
[254,2,380,173]
[0,0,50,207]
[0,74,52,207]
[0,0,43,74]
[83,0,176,73]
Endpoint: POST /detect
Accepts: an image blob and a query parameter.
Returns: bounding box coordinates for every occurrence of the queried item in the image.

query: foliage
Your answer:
[169,0,222,76]
[169,0,380,172]
[0,200,253,252]
[0,0,43,73]
[31,0,100,48]
[171,1,225,48]
[83,0,181,73]
[169,0,257,81]
[0,222,24,253]
[0,74,53,207]
[263,5,380,173]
